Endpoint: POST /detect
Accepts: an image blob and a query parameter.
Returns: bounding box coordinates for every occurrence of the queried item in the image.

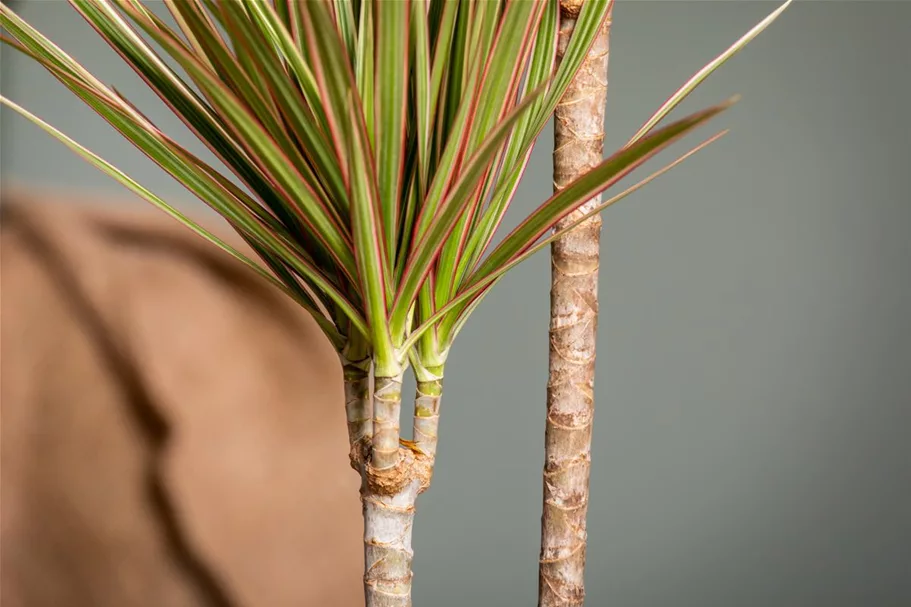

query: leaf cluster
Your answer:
[1,0,790,376]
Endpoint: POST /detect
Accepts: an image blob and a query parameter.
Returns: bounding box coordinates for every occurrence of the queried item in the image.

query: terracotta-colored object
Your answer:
[0,189,363,607]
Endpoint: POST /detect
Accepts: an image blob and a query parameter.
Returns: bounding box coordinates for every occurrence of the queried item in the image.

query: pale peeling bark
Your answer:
[361,373,434,606]
[358,366,443,606]
[361,443,431,607]
[372,373,405,471]
[412,374,443,463]
[539,2,612,606]
[362,475,421,607]
[342,355,372,469]
[358,373,423,607]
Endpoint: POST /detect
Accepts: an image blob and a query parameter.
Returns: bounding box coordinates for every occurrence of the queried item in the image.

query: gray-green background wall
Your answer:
[3,1,910,605]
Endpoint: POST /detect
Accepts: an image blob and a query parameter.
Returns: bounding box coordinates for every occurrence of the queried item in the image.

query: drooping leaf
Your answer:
[0,96,356,346]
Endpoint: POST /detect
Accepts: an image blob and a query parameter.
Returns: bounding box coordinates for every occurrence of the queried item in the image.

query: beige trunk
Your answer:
[412,376,443,462]
[361,476,421,607]
[359,376,433,607]
[372,374,405,471]
[360,445,431,607]
[539,2,612,606]
[342,355,372,469]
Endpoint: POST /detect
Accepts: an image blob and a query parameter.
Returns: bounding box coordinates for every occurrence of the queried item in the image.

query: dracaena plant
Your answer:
[0,0,784,604]
[538,2,790,605]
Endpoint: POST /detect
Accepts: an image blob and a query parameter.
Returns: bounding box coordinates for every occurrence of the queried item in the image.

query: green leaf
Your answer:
[355,0,375,146]
[375,0,410,259]
[458,0,611,279]
[334,0,358,59]
[155,0,284,144]
[0,3,106,90]
[470,99,735,285]
[76,2,356,286]
[402,127,729,352]
[427,0,474,203]
[626,0,792,146]
[427,0,457,123]
[2,0,785,370]
[1,96,350,347]
[346,93,397,372]
[1,30,366,335]
[273,0,299,43]
[391,83,550,338]
[458,0,557,278]
[432,0,545,306]
[219,1,347,212]
[464,0,543,155]
[411,0,432,200]
[124,10,358,281]
[82,2,330,254]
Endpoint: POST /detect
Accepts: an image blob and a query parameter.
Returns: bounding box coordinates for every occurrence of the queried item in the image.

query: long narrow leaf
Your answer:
[458,0,558,277]
[411,0,432,201]
[464,0,543,156]
[427,0,458,136]
[441,130,729,343]
[401,128,729,352]
[626,0,792,146]
[116,8,358,281]
[432,0,545,306]
[391,84,550,337]
[355,0,375,145]
[85,2,332,260]
[7,7,355,292]
[347,94,397,372]
[375,0,410,257]
[334,0,358,58]
[470,98,735,285]
[1,96,349,346]
[215,2,348,213]
[459,0,612,275]
[154,0,285,143]
[76,2,332,228]
[2,39,365,328]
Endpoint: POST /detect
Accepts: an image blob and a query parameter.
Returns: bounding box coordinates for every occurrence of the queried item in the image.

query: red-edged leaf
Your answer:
[375,0,410,260]
[470,99,735,283]
[390,83,550,337]
[401,128,730,352]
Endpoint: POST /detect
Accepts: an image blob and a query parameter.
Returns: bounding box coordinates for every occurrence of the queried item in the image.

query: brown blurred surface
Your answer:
[0,189,363,607]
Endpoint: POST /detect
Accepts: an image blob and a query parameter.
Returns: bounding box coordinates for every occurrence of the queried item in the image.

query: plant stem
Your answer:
[359,355,434,606]
[361,469,422,607]
[359,358,444,606]
[413,364,444,465]
[341,352,372,469]
[539,2,612,606]
[372,372,405,470]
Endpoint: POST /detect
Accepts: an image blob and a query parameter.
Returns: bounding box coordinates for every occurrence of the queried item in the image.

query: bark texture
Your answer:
[412,377,443,462]
[361,474,422,607]
[360,374,431,607]
[361,445,431,607]
[539,3,612,606]
[342,356,372,469]
[372,374,405,470]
